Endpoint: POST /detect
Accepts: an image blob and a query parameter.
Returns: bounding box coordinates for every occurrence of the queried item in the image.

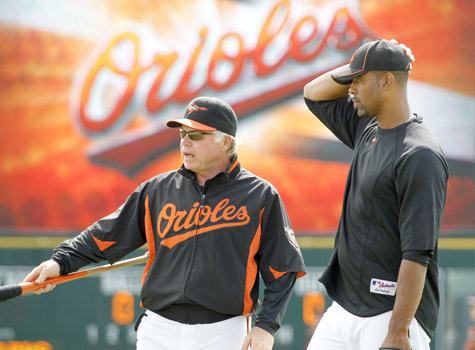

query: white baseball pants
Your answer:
[136,309,249,350]
[307,301,431,350]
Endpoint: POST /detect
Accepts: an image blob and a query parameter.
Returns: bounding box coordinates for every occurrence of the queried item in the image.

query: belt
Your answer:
[153,304,235,325]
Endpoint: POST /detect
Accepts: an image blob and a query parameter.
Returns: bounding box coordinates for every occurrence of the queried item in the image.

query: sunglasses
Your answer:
[179,129,215,141]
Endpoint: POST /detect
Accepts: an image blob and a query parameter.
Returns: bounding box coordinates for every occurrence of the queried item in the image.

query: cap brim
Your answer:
[166,118,216,131]
[331,68,367,85]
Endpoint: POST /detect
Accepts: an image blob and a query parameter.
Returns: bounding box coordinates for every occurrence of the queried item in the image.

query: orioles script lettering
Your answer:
[76,0,367,135]
[157,199,250,249]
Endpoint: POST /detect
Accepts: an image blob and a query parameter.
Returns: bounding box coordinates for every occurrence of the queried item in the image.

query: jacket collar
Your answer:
[178,154,240,183]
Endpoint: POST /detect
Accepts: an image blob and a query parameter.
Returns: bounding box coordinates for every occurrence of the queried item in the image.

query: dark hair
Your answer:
[392,70,409,85]
[375,70,409,89]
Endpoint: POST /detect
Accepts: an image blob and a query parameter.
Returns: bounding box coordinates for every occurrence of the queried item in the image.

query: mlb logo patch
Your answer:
[370,278,397,296]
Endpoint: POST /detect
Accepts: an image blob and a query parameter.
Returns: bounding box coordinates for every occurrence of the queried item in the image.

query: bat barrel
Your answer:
[0,284,22,302]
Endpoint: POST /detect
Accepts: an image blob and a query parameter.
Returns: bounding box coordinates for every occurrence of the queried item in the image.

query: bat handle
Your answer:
[0,284,22,302]
[0,252,149,302]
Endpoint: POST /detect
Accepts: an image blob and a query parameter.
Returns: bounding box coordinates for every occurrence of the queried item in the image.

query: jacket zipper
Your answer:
[181,188,206,303]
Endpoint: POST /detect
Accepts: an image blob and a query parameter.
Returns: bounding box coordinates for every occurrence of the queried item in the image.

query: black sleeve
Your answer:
[51,230,107,275]
[257,190,306,285]
[402,250,433,267]
[255,272,297,335]
[51,182,149,275]
[304,96,371,150]
[397,148,449,254]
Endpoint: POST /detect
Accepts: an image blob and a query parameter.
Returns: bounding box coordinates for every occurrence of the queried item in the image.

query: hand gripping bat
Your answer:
[0,252,149,302]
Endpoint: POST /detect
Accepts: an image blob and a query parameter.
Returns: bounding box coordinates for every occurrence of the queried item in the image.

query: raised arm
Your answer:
[303,64,351,102]
[304,40,414,103]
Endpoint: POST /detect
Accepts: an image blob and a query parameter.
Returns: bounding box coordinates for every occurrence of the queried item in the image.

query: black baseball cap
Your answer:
[332,39,412,85]
[167,96,237,137]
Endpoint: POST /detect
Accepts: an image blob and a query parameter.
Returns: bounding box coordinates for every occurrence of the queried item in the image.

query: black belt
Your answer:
[153,304,235,325]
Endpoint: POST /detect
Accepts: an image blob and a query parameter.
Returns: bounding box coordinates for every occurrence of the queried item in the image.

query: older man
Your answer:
[24,96,306,350]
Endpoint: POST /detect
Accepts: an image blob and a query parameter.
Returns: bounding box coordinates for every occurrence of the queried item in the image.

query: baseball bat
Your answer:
[0,252,149,302]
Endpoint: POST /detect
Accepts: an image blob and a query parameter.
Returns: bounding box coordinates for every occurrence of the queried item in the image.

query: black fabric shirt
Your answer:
[304,96,449,338]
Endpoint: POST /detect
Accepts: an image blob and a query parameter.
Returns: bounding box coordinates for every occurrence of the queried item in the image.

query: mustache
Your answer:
[349,94,359,103]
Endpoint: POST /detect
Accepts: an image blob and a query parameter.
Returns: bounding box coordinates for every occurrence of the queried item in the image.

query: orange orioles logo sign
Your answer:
[72,1,373,175]
[156,198,250,249]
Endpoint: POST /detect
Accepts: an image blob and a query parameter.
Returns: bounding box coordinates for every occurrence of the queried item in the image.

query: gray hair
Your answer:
[214,130,240,156]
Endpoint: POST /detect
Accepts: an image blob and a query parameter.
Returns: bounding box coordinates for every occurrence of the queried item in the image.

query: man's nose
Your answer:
[181,135,192,145]
[348,81,356,95]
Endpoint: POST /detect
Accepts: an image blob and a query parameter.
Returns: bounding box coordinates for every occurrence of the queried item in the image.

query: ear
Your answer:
[221,136,231,151]
[381,72,394,90]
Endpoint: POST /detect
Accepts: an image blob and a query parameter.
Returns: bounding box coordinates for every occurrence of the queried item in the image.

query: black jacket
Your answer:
[52,155,306,330]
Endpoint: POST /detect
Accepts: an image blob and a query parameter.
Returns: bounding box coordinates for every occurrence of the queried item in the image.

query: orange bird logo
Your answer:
[187,104,208,114]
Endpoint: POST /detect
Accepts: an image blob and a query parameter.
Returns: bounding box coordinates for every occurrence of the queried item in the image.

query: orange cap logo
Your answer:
[187,104,208,114]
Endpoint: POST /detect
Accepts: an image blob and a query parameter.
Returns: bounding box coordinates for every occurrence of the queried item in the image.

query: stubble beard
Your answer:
[356,105,371,119]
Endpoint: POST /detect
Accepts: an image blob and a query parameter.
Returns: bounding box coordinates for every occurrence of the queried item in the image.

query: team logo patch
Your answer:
[187,104,208,114]
[370,278,397,296]
[284,226,299,248]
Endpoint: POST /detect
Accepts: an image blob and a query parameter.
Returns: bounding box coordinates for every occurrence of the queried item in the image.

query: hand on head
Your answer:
[390,39,415,63]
